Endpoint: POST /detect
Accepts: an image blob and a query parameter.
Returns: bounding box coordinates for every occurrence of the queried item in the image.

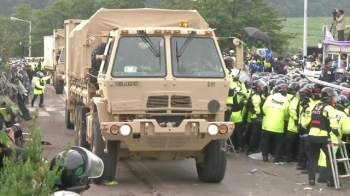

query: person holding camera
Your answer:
[0,124,27,169]
[336,10,345,41]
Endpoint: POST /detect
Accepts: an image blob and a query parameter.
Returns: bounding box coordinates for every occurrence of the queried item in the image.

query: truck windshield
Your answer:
[111,36,166,77]
[171,37,225,78]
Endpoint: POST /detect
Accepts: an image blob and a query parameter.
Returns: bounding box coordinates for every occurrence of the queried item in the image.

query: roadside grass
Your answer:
[281,17,334,49]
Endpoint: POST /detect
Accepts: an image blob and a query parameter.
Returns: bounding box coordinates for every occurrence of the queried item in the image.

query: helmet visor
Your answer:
[71,146,104,179]
[331,91,339,103]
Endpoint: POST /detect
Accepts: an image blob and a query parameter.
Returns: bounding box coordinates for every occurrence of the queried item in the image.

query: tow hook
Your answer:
[221,140,226,152]
[104,141,108,153]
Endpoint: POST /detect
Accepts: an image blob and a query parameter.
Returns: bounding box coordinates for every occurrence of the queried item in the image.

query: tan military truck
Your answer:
[65,8,236,184]
[52,29,65,93]
[60,20,82,94]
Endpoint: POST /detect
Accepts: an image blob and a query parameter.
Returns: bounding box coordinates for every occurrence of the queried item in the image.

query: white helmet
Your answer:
[51,191,80,196]
[231,68,241,77]
[229,50,234,54]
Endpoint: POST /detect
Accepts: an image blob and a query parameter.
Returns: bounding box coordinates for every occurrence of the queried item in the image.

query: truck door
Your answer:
[100,39,114,74]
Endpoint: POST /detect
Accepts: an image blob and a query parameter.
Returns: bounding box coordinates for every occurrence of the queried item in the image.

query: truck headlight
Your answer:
[207,124,218,135]
[120,125,131,136]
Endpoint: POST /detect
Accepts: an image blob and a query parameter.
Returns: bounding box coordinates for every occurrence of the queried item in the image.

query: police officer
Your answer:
[31,71,51,107]
[229,73,247,152]
[298,84,322,172]
[246,80,267,155]
[262,57,272,73]
[285,82,301,161]
[261,84,290,162]
[308,87,343,187]
[37,58,42,71]
[224,57,235,121]
[296,87,313,170]
[317,94,349,182]
[319,57,335,83]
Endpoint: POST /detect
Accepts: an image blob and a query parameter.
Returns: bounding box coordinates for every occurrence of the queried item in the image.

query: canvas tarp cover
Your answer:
[68,8,209,78]
[55,29,65,48]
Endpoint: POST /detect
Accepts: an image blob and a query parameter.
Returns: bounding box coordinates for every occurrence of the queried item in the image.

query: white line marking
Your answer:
[28,107,35,112]
[38,111,50,116]
[45,105,57,111]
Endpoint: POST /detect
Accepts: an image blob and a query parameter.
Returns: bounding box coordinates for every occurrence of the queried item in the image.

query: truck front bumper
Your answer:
[99,119,234,151]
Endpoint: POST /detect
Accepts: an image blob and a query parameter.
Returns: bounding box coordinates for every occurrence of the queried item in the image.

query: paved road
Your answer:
[20,85,350,196]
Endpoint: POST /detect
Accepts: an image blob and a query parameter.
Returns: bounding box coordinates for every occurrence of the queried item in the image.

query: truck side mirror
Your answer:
[96,55,106,61]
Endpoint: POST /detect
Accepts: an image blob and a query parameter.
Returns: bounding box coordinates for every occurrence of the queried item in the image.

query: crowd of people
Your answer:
[0,58,102,195]
[224,54,350,187]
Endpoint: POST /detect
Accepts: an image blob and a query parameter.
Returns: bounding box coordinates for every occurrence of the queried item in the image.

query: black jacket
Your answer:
[319,67,335,83]
[273,62,286,75]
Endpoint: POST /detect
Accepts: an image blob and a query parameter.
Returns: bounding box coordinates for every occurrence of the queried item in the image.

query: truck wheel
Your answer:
[65,100,74,129]
[77,107,90,150]
[91,120,118,184]
[46,78,51,84]
[74,105,82,135]
[55,80,64,94]
[196,140,227,183]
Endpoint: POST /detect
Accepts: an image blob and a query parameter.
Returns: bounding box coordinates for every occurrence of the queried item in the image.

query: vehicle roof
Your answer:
[68,8,210,78]
[70,8,209,38]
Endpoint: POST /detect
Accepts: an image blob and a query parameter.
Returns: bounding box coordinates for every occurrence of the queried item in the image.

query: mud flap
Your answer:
[92,120,118,184]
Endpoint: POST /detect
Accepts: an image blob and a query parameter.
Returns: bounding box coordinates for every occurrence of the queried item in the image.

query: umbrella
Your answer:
[244,27,271,46]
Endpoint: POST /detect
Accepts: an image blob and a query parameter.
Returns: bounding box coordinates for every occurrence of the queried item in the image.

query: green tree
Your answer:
[10,4,33,57]
[31,0,75,56]
[101,0,146,9]
[159,0,294,53]
[0,112,70,195]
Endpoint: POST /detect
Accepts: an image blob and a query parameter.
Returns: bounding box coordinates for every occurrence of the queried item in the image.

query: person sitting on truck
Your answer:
[31,71,51,107]
[319,57,335,83]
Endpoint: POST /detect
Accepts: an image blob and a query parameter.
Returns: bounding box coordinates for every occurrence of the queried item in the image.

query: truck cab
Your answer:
[93,24,233,183]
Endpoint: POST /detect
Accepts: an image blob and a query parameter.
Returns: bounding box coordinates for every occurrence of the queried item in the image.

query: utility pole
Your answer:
[303,0,308,57]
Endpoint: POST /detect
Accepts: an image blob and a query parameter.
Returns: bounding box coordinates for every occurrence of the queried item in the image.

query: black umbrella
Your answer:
[244,27,272,46]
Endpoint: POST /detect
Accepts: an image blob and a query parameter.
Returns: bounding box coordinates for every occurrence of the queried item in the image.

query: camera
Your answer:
[332,9,339,19]
[4,124,23,138]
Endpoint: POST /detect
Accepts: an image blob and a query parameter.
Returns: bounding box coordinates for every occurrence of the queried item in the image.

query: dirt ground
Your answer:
[19,85,350,196]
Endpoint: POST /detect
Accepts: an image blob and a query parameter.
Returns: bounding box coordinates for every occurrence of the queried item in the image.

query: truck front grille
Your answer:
[146,96,168,108]
[171,96,192,108]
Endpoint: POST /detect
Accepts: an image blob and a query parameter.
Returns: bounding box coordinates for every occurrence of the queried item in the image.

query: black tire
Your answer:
[65,100,74,129]
[91,120,118,184]
[46,78,50,84]
[77,107,90,150]
[74,105,82,134]
[196,140,227,183]
[55,80,64,94]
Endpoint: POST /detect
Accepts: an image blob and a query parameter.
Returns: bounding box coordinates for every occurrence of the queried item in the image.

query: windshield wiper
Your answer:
[176,31,196,58]
[138,30,160,57]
